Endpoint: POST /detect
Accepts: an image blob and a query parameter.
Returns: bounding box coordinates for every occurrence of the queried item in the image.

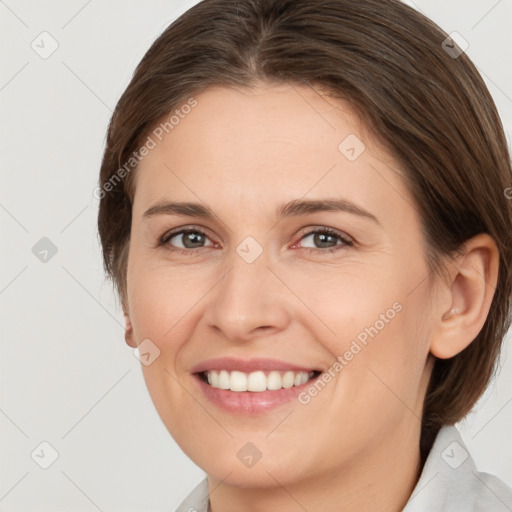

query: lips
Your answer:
[190,357,323,414]
[190,357,320,374]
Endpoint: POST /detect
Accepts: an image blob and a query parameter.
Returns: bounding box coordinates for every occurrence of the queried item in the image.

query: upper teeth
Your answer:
[205,370,315,392]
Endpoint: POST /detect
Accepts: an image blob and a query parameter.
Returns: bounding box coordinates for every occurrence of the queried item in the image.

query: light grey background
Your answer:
[0,1,511,511]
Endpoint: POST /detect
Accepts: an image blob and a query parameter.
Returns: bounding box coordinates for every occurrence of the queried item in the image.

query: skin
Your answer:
[122,83,499,512]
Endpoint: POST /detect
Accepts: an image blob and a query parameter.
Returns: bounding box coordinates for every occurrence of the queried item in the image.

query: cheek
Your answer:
[288,264,404,352]
[127,258,207,343]
[306,262,431,402]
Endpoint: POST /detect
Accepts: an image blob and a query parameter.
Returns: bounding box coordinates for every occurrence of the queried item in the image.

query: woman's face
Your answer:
[125,83,439,488]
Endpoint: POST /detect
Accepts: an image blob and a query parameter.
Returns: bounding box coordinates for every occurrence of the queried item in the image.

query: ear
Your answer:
[429,233,499,359]
[123,311,137,348]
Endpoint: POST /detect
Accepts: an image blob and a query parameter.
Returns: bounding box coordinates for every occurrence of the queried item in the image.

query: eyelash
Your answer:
[158,226,354,255]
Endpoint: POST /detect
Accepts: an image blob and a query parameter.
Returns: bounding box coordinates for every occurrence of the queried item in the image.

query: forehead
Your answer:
[132,83,408,221]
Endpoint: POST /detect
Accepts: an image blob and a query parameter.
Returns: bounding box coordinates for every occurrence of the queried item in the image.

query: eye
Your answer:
[159,228,215,254]
[295,227,354,253]
[158,226,354,255]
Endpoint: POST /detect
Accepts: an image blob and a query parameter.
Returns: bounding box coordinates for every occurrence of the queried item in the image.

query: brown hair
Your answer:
[97,0,512,462]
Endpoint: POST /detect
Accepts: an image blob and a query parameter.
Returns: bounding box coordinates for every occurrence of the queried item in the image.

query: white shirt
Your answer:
[174,425,512,511]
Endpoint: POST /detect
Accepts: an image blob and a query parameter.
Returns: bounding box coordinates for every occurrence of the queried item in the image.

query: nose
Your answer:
[204,246,291,344]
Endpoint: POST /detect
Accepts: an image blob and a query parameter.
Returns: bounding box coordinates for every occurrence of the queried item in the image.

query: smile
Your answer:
[191,357,323,414]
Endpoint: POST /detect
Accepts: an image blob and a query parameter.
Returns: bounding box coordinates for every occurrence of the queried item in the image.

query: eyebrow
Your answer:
[142,198,381,225]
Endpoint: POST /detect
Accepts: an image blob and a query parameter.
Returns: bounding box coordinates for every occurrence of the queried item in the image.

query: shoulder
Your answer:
[403,425,512,512]
[173,477,209,512]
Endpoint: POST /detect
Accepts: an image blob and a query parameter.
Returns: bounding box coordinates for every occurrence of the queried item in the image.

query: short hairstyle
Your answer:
[97,0,512,462]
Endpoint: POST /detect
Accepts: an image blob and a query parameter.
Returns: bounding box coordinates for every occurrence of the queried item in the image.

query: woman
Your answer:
[96,0,512,510]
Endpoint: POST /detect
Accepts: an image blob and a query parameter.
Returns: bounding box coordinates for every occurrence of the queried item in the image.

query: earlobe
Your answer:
[124,312,136,348]
[429,233,499,360]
